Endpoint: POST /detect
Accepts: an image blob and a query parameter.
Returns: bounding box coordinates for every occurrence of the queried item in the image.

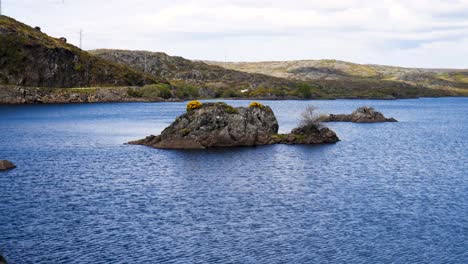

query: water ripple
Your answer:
[0,98,467,263]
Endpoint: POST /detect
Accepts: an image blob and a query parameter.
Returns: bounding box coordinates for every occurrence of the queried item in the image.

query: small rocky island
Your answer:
[0,160,16,171]
[321,106,398,123]
[129,102,339,149]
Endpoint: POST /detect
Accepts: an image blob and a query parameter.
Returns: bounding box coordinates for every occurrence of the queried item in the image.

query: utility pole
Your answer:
[144,55,148,73]
[1,0,3,16]
[78,29,83,50]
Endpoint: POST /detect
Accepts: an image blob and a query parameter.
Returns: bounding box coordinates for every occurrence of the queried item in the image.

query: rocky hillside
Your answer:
[0,16,162,88]
[92,49,460,99]
[205,60,468,96]
[91,49,295,97]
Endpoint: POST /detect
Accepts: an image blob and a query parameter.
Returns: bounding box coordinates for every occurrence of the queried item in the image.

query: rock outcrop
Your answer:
[0,160,16,171]
[270,124,339,145]
[129,102,339,149]
[0,255,7,264]
[90,49,295,91]
[321,106,397,123]
[0,16,162,88]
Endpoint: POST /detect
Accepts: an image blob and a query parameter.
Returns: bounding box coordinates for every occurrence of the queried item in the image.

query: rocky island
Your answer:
[129,101,339,149]
[0,160,16,171]
[320,106,398,123]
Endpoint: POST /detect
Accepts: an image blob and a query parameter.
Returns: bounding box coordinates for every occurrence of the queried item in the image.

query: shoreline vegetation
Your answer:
[0,85,464,105]
[1,15,467,105]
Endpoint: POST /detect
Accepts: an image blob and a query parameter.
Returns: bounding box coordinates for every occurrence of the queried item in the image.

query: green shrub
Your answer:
[174,84,199,98]
[248,86,272,97]
[220,89,241,98]
[131,84,173,99]
[296,83,312,98]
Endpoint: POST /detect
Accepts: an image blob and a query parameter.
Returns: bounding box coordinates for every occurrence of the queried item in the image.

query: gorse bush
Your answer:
[187,100,203,111]
[249,102,264,108]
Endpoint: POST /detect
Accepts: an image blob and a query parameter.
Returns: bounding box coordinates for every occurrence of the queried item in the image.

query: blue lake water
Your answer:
[0,98,467,264]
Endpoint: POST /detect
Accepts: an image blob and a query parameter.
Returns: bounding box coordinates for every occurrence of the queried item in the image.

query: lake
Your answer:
[0,98,467,263]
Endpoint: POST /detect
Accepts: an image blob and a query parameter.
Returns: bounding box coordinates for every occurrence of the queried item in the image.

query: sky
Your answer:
[3,0,468,68]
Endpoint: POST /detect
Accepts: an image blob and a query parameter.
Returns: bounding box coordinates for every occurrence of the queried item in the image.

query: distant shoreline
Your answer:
[1,85,465,105]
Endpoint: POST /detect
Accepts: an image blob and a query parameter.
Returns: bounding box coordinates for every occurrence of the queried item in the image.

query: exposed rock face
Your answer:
[0,160,16,171]
[130,103,279,149]
[321,106,397,123]
[0,16,161,88]
[129,103,339,149]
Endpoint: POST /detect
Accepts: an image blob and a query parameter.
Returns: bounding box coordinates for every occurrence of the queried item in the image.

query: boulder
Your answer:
[0,255,7,264]
[321,106,397,123]
[0,160,16,171]
[129,102,339,149]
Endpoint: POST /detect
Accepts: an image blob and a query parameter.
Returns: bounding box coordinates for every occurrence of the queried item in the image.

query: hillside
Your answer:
[205,60,468,96]
[0,15,463,101]
[90,49,296,98]
[92,49,461,99]
[0,16,162,88]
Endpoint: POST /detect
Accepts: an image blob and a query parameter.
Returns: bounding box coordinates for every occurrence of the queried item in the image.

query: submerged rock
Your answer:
[0,160,16,171]
[129,102,339,149]
[321,106,397,123]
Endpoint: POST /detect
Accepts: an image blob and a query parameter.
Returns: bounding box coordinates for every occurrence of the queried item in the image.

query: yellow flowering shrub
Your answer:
[187,100,203,111]
[249,102,264,108]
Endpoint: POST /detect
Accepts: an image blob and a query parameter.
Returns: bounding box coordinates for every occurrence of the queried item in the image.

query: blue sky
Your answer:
[3,0,468,68]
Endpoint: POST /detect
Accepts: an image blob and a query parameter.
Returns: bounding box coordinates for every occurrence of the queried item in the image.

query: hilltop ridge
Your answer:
[92,49,462,99]
[204,59,468,95]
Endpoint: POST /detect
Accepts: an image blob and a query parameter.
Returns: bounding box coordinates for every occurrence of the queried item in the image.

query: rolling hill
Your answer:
[90,49,296,98]
[205,60,468,96]
[0,15,465,102]
[92,50,462,99]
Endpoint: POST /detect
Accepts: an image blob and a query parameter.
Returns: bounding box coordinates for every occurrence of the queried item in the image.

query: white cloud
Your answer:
[3,0,468,68]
